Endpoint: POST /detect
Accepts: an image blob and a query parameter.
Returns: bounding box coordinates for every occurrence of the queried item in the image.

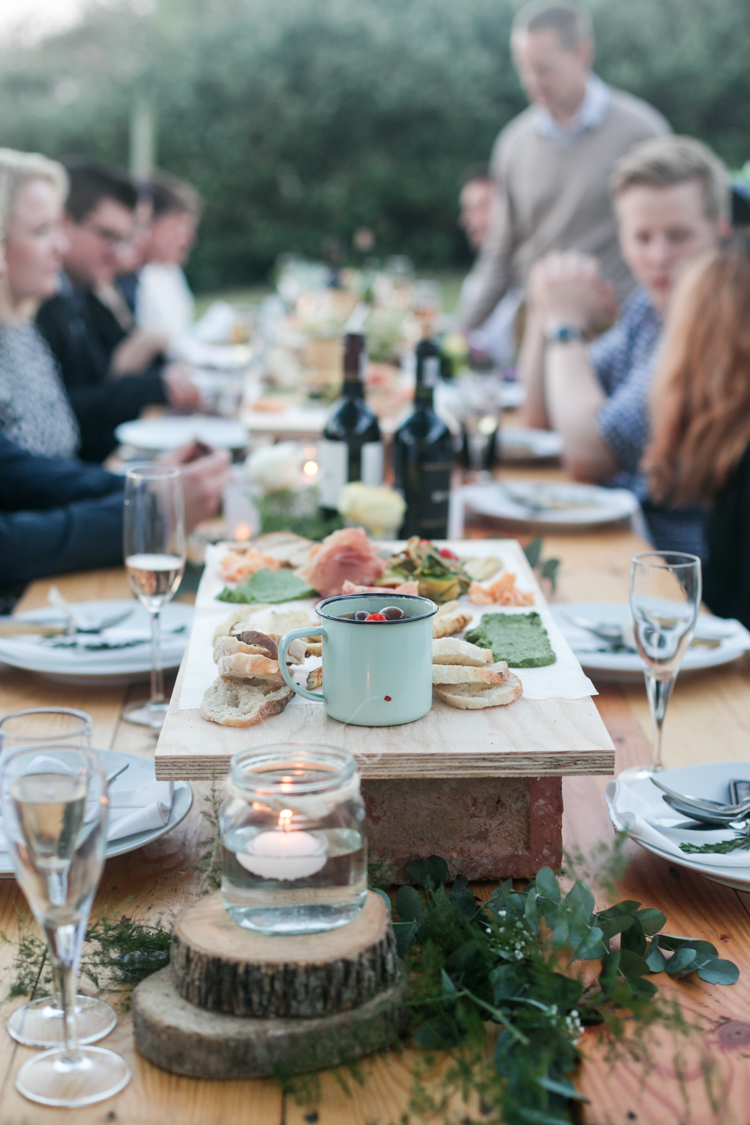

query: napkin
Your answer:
[606,779,750,867]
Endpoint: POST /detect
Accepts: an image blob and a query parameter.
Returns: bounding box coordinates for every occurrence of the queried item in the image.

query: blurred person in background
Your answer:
[457,0,669,339]
[36,158,200,463]
[116,181,154,312]
[0,149,80,459]
[520,135,730,558]
[135,170,201,351]
[644,236,750,628]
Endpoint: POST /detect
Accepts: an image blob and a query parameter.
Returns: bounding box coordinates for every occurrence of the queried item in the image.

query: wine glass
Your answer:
[0,742,130,1106]
[625,551,702,781]
[455,371,502,480]
[0,709,117,1049]
[123,465,186,729]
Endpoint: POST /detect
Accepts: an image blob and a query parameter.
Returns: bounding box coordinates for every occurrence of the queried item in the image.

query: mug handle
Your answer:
[278,626,326,702]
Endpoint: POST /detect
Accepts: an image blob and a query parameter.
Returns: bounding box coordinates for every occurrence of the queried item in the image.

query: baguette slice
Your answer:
[432,638,493,666]
[433,609,473,639]
[201,677,293,727]
[432,661,509,685]
[306,665,323,691]
[217,653,284,686]
[435,672,523,710]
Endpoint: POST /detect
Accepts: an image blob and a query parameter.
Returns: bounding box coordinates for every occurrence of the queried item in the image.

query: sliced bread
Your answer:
[433,609,473,639]
[217,653,284,686]
[200,677,294,727]
[431,661,509,685]
[434,672,523,709]
[432,637,493,666]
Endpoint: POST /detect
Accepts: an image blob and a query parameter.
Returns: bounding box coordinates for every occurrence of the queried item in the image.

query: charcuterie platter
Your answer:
[155,533,614,783]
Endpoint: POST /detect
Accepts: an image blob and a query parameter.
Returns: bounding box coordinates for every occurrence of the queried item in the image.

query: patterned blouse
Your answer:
[0,322,79,459]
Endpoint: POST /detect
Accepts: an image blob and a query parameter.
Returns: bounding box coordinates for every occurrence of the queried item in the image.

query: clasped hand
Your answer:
[528,251,618,333]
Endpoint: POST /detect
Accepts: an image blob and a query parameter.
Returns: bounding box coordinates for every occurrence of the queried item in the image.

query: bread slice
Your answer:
[435,672,523,709]
[433,609,473,639]
[432,638,493,665]
[306,665,323,691]
[217,653,285,686]
[432,661,509,685]
[214,608,260,641]
[201,678,294,727]
[236,608,312,637]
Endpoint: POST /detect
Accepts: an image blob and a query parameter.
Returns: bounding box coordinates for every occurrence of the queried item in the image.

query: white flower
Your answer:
[337,482,405,537]
[244,442,304,492]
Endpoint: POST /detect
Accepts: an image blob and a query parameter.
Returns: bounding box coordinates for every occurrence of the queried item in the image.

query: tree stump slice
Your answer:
[170,890,400,1018]
[132,966,408,1079]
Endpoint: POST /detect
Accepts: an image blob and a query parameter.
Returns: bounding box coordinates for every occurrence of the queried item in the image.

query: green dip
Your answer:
[465,612,556,668]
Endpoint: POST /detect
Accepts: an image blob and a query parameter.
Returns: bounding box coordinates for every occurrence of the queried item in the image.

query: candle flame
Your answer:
[234,523,252,541]
[279,808,294,831]
[303,460,319,477]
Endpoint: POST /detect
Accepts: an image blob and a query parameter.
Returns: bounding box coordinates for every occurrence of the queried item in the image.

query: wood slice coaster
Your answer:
[132,966,408,1079]
[170,890,400,1018]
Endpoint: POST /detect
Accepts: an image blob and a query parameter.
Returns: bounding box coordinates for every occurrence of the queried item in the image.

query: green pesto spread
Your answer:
[465,612,556,668]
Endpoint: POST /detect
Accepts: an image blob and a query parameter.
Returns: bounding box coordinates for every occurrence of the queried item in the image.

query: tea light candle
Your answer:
[236,809,328,881]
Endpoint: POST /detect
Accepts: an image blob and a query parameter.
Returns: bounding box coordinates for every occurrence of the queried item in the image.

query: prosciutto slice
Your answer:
[341,579,419,596]
[299,527,386,597]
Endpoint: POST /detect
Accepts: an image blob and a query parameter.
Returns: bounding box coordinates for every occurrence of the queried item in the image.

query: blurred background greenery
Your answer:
[1,0,747,293]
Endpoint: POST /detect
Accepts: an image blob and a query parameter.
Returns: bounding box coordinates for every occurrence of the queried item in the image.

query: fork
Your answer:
[48,587,134,634]
[650,775,750,819]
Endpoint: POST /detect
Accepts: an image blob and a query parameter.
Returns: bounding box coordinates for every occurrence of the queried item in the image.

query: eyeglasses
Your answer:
[78,221,132,251]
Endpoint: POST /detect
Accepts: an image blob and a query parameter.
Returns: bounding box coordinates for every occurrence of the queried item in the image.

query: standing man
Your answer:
[458,1,669,333]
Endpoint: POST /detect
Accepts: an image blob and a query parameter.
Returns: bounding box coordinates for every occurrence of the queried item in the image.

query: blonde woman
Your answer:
[0,149,80,458]
[644,234,750,626]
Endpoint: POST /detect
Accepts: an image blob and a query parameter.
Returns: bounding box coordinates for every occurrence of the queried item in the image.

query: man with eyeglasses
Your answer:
[37,159,199,462]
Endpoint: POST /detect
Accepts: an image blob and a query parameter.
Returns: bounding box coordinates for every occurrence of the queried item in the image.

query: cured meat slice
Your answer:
[341,579,420,596]
[299,527,386,597]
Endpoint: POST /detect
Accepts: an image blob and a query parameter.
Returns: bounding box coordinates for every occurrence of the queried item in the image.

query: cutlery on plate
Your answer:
[650,776,750,819]
[48,586,135,634]
[566,614,722,650]
[106,764,130,786]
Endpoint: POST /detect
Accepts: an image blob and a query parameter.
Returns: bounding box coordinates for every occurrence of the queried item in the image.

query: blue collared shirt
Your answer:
[534,74,612,147]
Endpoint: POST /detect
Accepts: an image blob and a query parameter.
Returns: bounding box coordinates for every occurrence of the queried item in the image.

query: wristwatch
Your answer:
[544,324,584,345]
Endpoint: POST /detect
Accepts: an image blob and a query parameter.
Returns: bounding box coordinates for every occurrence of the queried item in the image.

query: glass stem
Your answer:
[644,673,676,773]
[46,923,80,1059]
[150,608,164,705]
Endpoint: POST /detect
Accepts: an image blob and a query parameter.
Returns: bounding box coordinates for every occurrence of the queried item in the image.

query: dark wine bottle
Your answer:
[393,339,454,540]
[318,332,384,519]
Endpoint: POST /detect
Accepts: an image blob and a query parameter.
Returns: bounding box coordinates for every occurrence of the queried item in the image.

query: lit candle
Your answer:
[236,809,328,881]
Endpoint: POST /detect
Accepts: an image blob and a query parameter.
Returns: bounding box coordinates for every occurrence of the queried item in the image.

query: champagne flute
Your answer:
[123,465,186,729]
[0,709,117,1048]
[0,742,130,1106]
[625,551,701,781]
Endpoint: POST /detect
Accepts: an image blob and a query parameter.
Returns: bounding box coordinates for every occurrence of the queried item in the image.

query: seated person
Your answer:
[0,148,80,458]
[0,437,230,598]
[644,235,750,629]
[135,171,201,352]
[519,135,729,557]
[36,158,199,463]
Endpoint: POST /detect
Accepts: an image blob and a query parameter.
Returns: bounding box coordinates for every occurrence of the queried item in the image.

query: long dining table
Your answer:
[1,499,750,1124]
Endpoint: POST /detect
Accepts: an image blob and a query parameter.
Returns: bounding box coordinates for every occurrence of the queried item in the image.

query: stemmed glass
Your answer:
[0,709,117,1048]
[0,741,130,1106]
[455,371,502,480]
[123,465,186,729]
[625,551,702,781]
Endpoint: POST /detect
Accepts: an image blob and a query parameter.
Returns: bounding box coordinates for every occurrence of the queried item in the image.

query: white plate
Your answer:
[609,762,750,890]
[499,382,526,410]
[552,602,750,682]
[463,480,639,529]
[0,601,193,685]
[499,428,563,461]
[115,416,250,452]
[0,750,193,877]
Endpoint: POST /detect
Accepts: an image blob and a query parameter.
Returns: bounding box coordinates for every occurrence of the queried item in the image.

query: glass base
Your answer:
[15,1045,131,1107]
[8,995,116,1048]
[225,898,366,936]
[618,764,663,786]
[122,700,169,730]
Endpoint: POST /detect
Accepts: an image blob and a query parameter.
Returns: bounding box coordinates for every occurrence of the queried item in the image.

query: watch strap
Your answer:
[544,324,584,345]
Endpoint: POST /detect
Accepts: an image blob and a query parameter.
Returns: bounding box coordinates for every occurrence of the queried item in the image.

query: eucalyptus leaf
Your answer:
[696,959,740,985]
[620,919,647,957]
[396,886,426,925]
[524,537,543,569]
[517,1110,572,1125]
[405,855,449,888]
[563,879,595,919]
[415,1012,465,1050]
[536,1076,589,1102]
[618,950,650,977]
[645,939,667,973]
[598,915,635,942]
[535,866,561,904]
[637,907,668,936]
[598,950,621,997]
[373,888,391,910]
[392,920,418,955]
[665,947,698,976]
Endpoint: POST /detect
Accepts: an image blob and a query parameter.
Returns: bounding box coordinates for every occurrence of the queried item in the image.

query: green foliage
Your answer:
[523,537,561,594]
[680,831,750,855]
[255,488,343,541]
[0,0,748,291]
[217,566,315,604]
[192,774,224,893]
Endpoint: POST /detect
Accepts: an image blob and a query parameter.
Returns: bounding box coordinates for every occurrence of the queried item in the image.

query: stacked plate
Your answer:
[607,762,750,890]
[499,427,563,462]
[462,480,639,530]
[115,416,250,452]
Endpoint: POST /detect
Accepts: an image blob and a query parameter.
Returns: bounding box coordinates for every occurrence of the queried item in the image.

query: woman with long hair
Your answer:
[644,233,750,626]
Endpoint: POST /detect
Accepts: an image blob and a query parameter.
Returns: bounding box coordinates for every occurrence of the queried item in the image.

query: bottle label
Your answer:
[403,462,452,537]
[318,440,348,508]
[361,441,384,486]
[422,356,440,388]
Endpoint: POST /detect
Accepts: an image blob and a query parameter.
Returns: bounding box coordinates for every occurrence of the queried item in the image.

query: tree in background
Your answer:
[0,0,747,291]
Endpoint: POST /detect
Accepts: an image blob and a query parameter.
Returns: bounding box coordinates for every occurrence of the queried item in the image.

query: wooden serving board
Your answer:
[155,538,615,781]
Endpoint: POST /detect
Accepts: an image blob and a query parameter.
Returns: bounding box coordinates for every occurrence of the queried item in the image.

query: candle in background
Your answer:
[237,808,328,881]
[222,466,260,541]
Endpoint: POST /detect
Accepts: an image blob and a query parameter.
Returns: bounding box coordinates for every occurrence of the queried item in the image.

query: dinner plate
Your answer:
[552,602,750,682]
[463,480,639,529]
[0,601,193,685]
[608,762,750,890]
[0,750,193,877]
[115,416,250,452]
[499,427,563,461]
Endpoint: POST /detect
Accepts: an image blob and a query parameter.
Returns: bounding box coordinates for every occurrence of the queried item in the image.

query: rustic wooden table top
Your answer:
[1,505,750,1124]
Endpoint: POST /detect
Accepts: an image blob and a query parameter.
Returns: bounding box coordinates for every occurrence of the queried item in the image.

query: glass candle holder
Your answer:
[220,743,367,935]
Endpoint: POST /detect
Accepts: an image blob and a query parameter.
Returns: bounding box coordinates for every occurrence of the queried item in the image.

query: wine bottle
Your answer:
[393,339,454,539]
[318,332,384,519]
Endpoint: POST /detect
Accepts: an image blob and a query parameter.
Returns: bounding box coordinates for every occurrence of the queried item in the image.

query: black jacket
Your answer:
[36,274,167,463]
[0,434,124,595]
[704,444,750,629]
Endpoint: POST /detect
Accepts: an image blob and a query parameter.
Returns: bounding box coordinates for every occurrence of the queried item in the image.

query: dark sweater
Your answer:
[0,434,124,595]
[704,444,750,628]
[36,274,167,463]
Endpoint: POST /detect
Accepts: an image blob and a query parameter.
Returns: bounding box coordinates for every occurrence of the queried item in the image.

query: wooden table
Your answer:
[2,525,750,1124]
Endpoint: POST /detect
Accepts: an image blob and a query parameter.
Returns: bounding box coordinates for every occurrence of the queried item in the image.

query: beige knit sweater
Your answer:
[458,87,669,330]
